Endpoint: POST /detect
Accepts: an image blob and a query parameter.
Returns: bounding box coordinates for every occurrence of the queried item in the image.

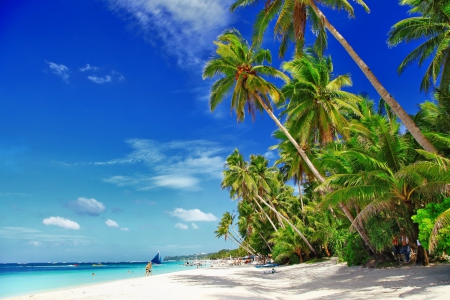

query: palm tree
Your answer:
[388,0,450,92]
[271,226,309,263]
[222,150,279,232]
[230,0,438,153]
[215,211,257,255]
[222,149,317,253]
[317,102,450,254]
[203,29,326,182]
[281,50,362,146]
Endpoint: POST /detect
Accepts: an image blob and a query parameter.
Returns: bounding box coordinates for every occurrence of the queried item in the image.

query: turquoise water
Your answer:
[0,261,201,299]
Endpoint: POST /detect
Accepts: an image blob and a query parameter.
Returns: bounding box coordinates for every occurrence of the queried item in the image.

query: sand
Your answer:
[6,259,450,299]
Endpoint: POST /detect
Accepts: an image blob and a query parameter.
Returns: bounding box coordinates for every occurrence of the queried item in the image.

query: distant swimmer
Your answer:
[92,273,95,276]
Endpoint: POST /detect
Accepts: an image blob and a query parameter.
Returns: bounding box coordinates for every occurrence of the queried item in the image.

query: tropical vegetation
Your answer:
[205,0,450,266]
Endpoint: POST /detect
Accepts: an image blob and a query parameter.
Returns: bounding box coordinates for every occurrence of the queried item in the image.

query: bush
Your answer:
[412,197,450,255]
[343,233,369,266]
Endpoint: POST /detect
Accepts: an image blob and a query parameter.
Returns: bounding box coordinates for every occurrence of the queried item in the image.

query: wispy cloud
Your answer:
[88,75,112,84]
[169,208,217,222]
[175,223,188,230]
[46,61,70,82]
[42,217,80,230]
[79,63,99,72]
[101,139,226,190]
[67,197,106,216]
[0,227,91,245]
[106,0,235,67]
[80,63,125,83]
[191,223,199,229]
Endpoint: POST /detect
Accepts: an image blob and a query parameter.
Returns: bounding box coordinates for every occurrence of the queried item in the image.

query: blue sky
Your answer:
[0,0,431,263]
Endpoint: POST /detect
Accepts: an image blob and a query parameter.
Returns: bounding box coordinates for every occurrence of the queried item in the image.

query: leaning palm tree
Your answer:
[230,0,437,153]
[215,211,257,255]
[203,29,325,182]
[388,0,450,92]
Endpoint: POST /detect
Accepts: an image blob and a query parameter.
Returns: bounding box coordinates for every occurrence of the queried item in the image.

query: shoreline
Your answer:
[5,259,450,299]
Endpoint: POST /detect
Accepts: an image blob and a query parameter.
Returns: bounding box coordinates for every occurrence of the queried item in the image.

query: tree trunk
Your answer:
[298,180,304,212]
[258,232,272,252]
[256,194,316,255]
[324,243,331,257]
[296,249,304,263]
[309,1,437,154]
[228,232,257,256]
[256,96,326,182]
[339,202,375,254]
[252,197,278,232]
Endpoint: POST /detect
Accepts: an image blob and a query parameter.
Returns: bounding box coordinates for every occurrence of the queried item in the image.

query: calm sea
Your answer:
[0,261,200,299]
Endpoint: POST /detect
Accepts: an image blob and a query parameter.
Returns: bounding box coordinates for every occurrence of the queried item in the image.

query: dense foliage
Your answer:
[206,0,450,266]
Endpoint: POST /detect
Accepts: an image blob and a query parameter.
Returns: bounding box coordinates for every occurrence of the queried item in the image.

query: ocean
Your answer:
[0,261,201,299]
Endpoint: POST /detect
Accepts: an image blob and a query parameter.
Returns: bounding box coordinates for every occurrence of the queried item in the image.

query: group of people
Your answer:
[392,228,424,265]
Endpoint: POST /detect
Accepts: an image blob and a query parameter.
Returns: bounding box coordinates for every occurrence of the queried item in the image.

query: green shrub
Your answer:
[343,233,369,266]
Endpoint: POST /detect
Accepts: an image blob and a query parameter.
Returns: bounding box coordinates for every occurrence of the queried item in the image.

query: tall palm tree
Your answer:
[230,0,438,153]
[203,29,326,182]
[388,0,450,92]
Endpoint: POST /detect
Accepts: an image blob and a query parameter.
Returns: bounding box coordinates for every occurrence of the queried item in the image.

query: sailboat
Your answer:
[151,251,162,264]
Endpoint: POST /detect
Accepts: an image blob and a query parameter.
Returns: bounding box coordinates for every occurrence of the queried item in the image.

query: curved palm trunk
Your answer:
[310,1,437,153]
[256,95,325,182]
[267,197,286,229]
[256,195,316,255]
[252,197,278,232]
[228,232,257,256]
[231,225,260,255]
[258,232,273,252]
[339,202,375,254]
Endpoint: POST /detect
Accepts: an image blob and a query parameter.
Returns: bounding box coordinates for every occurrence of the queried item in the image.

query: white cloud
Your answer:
[101,139,226,191]
[150,175,199,190]
[46,62,70,82]
[88,75,112,84]
[191,223,199,229]
[67,197,106,216]
[120,227,129,231]
[29,241,41,246]
[79,64,99,72]
[43,216,80,230]
[105,219,119,227]
[175,223,188,230]
[106,0,234,67]
[169,208,217,222]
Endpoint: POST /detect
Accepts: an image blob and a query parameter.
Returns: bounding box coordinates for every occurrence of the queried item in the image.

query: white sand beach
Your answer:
[6,259,450,299]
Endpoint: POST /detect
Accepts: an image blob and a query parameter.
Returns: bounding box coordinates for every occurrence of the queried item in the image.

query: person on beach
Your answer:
[392,235,402,261]
[145,262,152,276]
[399,228,411,263]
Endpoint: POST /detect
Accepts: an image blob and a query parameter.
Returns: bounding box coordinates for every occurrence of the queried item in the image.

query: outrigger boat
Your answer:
[151,251,162,264]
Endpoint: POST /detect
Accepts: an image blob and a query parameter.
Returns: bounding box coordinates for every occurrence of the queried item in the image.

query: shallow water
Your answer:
[0,261,203,299]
